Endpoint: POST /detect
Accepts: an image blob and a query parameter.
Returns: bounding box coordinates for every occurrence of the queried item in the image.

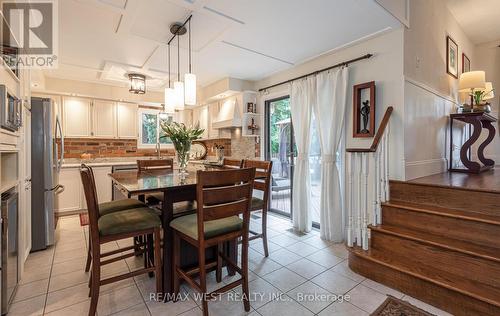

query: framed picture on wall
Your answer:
[462,53,470,73]
[446,36,459,78]
[353,81,376,138]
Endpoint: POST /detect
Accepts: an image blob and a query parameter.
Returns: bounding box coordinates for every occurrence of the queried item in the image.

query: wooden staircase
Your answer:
[348,177,500,316]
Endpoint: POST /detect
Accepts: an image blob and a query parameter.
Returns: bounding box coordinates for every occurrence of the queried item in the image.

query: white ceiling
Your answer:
[447,0,500,44]
[42,0,401,91]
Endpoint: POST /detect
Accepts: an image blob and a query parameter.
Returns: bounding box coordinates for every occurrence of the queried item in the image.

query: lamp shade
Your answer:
[184,73,197,106]
[459,71,486,92]
[164,87,176,113]
[174,81,185,110]
[128,73,146,94]
[483,82,495,100]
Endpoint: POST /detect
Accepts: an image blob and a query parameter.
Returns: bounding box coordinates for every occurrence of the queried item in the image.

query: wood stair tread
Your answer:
[383,201,500,225]
[370,224,500,263]
[349,246,500,308]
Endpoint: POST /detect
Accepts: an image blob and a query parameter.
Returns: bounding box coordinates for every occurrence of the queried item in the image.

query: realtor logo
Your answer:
[1,0,58,68]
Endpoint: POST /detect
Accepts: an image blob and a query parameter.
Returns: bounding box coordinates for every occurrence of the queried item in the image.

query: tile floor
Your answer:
[11,214,453,316]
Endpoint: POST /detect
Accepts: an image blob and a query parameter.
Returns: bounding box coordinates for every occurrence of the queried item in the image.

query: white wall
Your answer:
[402,0,477,179]
[256,29,405,180]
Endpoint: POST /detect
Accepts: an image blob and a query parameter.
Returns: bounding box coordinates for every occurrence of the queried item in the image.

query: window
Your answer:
[138,108,174,148]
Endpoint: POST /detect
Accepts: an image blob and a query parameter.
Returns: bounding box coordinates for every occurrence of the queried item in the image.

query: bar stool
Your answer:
[80,164,162,316]
[242,160,273,257]
[170,168,256,316]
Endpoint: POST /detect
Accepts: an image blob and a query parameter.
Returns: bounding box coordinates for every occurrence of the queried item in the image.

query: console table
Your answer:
[449,112,497,173]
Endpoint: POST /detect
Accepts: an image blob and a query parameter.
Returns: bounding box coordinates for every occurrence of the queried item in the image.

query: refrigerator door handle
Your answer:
[47,184,64,194]
[55,117,64,172]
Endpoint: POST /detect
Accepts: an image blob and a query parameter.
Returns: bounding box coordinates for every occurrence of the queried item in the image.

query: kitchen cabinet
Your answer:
[175,109,192,126]
[55,168,82,214]
[192,106,209,139]
[207,102,220,139]
[93,100,117,138]
[117,102,137,139]
[56,166,112,214]
[63,97,92,137]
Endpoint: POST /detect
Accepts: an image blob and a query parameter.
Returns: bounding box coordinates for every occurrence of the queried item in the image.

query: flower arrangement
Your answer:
[160,122,204,173]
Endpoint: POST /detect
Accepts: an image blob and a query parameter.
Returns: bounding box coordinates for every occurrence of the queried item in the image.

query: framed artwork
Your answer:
[462,53,470,73]
[353,81,376,138]
[446,36,458,78]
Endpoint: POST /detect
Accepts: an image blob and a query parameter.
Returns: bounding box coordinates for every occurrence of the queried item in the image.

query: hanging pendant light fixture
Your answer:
[164,43,176,113]
[128,73,146,94]
[184,18,196,106]
[174,34,185,110]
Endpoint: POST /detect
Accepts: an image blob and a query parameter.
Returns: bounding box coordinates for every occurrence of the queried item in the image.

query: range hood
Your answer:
[212,97,241,129]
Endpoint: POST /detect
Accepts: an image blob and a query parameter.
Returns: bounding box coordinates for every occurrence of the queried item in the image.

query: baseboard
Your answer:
[405,158,448,180]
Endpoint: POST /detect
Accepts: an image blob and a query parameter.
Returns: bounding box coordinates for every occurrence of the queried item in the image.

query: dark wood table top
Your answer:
[450,112,497,122]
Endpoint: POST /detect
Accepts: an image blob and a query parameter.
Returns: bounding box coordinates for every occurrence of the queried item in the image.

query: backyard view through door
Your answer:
[266,97,321,225]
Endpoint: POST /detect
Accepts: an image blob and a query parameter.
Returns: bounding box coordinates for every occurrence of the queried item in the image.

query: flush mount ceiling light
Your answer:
[164,15,196,111]
[128,73,146,94]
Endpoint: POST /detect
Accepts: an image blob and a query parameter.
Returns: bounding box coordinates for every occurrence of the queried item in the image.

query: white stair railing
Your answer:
[346,106,392,250]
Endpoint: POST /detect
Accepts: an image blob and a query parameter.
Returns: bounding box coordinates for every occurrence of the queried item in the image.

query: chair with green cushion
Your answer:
[80,164,162,316]
[242,159,273,257]
[170,168,256,316]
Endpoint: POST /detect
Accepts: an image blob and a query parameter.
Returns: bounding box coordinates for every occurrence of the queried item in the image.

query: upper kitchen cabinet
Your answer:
[175,109,193,126]
[192,105,209,139]
[207,102,220,139]
[116,102,137,139]
[63,97,92,137]
[93,100,117,138]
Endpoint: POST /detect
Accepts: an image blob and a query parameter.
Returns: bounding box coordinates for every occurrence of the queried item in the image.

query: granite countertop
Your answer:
[61,156,225,168]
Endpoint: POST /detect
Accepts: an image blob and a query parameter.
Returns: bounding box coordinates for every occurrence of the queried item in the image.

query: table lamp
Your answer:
[459,71,486,111]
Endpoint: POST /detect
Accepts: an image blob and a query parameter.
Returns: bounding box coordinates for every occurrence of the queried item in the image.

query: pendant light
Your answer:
[164,43,175,113]
[184,18,196,106]
[174,34,185,110]
[128,73,146,94]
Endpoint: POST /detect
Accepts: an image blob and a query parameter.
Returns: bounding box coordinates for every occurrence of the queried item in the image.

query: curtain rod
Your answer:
[258,53,373,92]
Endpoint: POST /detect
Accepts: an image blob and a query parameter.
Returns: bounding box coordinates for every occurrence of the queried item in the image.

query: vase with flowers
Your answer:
[160,122,204,174]
[472,85,495,113]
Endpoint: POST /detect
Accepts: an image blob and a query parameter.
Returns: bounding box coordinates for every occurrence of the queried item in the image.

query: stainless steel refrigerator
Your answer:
[31,97,64,251]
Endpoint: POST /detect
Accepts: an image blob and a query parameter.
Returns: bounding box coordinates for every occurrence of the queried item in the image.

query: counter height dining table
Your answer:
[109,165,239,298]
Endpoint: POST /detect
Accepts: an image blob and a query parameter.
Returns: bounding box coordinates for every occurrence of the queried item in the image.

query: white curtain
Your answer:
[313,67,349,241]
[290,77,315,232]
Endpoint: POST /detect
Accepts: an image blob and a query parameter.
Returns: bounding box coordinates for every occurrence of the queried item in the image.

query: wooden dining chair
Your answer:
[242,159,273,257]
[170,168,256,316]
[80,164,162,316]
[222,158,243,169]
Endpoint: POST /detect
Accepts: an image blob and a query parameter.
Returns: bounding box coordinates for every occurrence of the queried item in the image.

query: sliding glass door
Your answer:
[265,96,294,218]
[265,96,321,227]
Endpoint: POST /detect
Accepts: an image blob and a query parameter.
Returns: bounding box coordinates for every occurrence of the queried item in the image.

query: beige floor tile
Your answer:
[53,247,87,264]
[7,294,45,316]
[301,235,335,249]
[324,243,349,259]
[257,294,314,316]
[20,264,51,284]
[305,249,344,268]
[178,307,203,316]
[49,270,88,292]
[13,278,49,302]
[45,299,90,316]
[206,292,255,316]
[96,284,144,316]
[51,257,88,277]
[286,241,321,257]
[287,281,337,314]
[45,283,90,313]
[269,235,299,247]
[233,277,282,309]
[24,253,54,269]
[287,258,327,279]
[347,284,388,313]
[249,240,282,256]
[261,267,306,292]
[361,278,404,298]
[311,270,358,295]
[317,301,368,316]
[330,260,365,282]
[267,248,302,266]
[146,296,198,315]
[113,302,150,316]
[248,257,282,276]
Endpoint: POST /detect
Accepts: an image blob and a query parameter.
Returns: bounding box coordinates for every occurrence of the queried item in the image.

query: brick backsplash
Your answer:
[59,138,175,159]
[60,136,258,160]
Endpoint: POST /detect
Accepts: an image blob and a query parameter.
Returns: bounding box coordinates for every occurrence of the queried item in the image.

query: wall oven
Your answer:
[0,85,22,132]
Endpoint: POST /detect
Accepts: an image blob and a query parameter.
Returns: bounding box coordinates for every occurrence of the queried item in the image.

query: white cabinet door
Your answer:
[208,102,220,139]
[117,103,137,139]
[92,167,112,203]
[55,168,83,214]
[194,106,209,139]
[63,97,92,137]
[93,100,117,138]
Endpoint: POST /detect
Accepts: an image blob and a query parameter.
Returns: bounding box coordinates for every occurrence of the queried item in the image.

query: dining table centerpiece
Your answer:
[160,122,204,174]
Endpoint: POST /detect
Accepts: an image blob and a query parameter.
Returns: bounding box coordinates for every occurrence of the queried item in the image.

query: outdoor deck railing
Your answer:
[345,106,393,250]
